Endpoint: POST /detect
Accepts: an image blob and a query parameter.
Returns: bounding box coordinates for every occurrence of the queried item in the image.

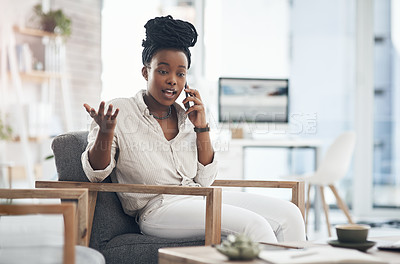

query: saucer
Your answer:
[328,240,376,252]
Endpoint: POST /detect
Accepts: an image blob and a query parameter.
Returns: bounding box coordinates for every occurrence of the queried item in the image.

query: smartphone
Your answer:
[184,82,193,110]
[378,241,400,252]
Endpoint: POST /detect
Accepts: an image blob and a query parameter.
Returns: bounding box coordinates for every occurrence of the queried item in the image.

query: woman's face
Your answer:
[142,49,188,106]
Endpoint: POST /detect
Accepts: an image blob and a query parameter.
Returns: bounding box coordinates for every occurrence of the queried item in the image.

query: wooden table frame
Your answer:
[36,179,304,246]
[0,188,88,246]
[0,203,76,264]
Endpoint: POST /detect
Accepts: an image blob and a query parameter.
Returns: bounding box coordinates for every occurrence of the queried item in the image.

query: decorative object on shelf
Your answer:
[33,60,43,71]
[32,4,71,37]
[215,234,260,260]
[15,43,34,72]
[0,116,13,141]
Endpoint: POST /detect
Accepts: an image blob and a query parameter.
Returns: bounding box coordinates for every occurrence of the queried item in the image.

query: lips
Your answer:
[161,89,177,99]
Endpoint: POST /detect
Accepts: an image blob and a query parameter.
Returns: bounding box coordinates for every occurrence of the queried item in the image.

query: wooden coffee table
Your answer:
[159,245,264,264]
[159,237,400,264]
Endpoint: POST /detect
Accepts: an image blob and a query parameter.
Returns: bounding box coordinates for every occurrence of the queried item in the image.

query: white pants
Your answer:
[139,191,306,243]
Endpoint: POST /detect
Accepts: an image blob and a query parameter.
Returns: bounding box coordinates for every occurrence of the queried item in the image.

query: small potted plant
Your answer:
[0,117,12,141]
[0,116,13,164]
[33,4,72,37]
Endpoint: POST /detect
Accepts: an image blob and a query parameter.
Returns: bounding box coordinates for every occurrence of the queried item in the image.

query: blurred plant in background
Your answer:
[0,116,12,141]
[32,4,71,37]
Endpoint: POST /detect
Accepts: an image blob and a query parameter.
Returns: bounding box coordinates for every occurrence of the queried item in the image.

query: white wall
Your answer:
[221,0,289,78]
[101,0,161,101]
[203,0,290,133]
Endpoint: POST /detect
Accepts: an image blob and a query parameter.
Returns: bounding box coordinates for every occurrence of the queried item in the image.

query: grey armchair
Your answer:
[36,131,304,264]
[37,131,221,264]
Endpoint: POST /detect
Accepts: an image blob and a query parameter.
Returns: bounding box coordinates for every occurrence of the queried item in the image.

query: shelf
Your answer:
[21,71,62,82]
[12,136,50,143]
[8,70,62,83]
[13,25,60,38]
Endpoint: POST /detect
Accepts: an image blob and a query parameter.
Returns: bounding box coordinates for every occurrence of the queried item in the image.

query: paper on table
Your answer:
[258,246,387,264]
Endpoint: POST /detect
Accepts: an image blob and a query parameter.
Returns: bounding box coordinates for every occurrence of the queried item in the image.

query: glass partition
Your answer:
[372,0,400,209]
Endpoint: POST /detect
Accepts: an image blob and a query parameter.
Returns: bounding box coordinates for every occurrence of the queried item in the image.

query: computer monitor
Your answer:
[218,77,289,123]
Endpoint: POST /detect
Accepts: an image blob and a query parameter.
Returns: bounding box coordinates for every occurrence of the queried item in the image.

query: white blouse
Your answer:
[81,90,218,217]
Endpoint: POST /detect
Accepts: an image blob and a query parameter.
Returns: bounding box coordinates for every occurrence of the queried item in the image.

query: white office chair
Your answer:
[304,131,356,236]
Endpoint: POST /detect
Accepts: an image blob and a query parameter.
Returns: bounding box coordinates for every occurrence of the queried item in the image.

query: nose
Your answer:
[166,76,177,86]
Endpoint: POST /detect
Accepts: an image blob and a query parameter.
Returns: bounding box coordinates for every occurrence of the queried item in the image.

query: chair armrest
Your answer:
[0,203,76,264]
[0,188,88,247]
[212,180,305,219]
[36,181,222,246]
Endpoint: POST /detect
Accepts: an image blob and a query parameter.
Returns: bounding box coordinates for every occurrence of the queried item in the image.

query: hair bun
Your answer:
[142,15,197,49]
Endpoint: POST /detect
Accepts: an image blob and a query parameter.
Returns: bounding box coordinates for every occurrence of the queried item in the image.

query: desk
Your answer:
[216,138,323,230]
[158,236,400,264]
[216,138,322,179]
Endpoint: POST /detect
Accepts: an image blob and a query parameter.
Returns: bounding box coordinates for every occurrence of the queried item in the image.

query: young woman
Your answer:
[82,15,305,243]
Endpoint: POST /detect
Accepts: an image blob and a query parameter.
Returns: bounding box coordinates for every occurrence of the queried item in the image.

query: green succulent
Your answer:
[0,117,12,141]
[33,4,72,37]
[215,234,260,260]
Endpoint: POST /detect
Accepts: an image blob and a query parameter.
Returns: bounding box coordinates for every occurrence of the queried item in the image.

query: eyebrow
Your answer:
[157,62,187,69]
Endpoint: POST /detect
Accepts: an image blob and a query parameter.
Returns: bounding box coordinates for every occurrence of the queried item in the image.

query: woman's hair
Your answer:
[142,15,198,69]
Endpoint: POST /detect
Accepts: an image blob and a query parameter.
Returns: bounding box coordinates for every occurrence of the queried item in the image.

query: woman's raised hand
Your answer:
[84,101,119,134]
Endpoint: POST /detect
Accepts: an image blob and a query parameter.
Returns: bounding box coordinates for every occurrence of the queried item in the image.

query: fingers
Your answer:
[83,103,97,117]
[105,104,113,119]
[83,102,119,120]
[183,86,201,103]
[186,104,203,111]
[84,103,95,115]
[183,94,202,107]
[184,86,201,99]
[183,87,204,117]
[83,103,91,112]
[111,108,119,120]
[98,101,105,117]
[105,104,120,120]
[185,104,205,115]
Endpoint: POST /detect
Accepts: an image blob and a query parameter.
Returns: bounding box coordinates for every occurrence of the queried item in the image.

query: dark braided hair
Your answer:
[142,15,198,69]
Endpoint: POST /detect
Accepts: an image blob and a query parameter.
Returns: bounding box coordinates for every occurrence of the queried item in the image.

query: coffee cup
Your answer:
[335,224,370,243]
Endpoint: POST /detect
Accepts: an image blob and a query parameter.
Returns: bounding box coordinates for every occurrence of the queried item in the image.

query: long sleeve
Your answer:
[194,158,218,187]
[81,120,119,182]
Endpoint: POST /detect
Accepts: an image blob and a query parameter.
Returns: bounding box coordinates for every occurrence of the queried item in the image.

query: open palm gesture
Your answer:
[84,101,119,134]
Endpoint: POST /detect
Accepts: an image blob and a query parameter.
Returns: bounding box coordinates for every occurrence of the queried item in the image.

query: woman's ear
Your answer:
[142,66,148,81]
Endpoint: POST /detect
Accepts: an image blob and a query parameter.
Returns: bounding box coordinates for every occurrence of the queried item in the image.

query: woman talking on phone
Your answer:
[81,15,305,243]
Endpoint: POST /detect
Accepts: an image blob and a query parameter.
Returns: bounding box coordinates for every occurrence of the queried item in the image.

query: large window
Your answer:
[372,0,400,208]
